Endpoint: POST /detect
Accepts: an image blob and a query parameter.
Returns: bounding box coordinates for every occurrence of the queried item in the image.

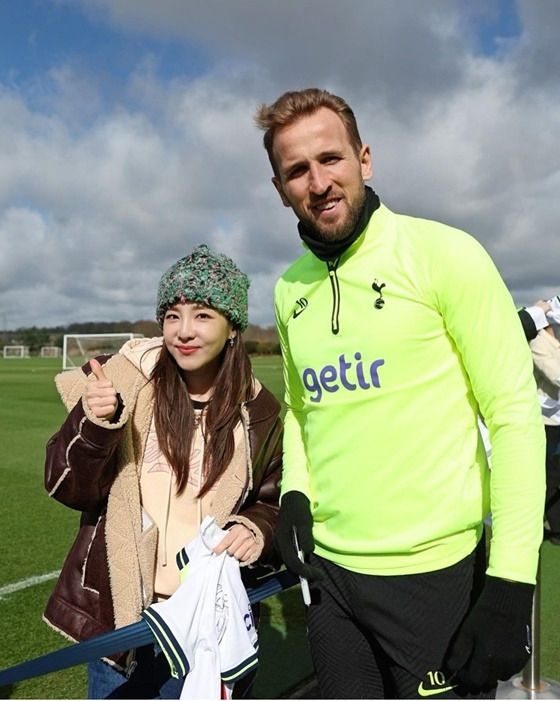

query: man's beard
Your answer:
[300,190,366,243]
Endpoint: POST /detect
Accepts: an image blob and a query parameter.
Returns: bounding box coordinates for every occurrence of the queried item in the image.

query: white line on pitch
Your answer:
[0,571,61,600]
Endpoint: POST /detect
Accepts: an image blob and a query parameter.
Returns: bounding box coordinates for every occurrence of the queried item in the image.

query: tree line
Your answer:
[1,321,280,355]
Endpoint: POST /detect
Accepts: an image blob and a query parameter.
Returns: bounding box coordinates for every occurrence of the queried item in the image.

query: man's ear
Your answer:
[360,144,373,182]
[272,176,292,208]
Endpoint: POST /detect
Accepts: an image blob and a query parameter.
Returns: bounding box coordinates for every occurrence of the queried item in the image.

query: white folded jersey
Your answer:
[142,516,258,699]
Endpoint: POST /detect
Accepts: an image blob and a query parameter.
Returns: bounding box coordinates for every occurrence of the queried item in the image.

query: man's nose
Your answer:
[308,163,330,195]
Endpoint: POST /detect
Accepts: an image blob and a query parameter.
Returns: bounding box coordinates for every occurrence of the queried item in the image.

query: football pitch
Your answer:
[1,356,560,699]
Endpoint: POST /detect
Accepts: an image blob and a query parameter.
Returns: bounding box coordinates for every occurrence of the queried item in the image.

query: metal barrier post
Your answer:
[497,554,560,699]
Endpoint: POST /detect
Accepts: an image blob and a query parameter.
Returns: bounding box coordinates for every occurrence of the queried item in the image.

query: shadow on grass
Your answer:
[253,586,314,699]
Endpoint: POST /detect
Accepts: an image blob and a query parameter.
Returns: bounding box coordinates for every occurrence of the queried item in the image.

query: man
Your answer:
[519,298,560,545]
[254,88,545,699]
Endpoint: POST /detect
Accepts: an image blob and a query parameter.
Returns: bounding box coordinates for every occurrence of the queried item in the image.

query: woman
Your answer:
[43,244,282,699]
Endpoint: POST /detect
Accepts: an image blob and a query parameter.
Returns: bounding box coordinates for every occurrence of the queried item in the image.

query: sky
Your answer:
[1,0,559,331]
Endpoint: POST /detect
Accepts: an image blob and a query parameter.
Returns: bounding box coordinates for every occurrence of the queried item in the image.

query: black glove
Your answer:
[444,575,534,692]
[274,491,323,581]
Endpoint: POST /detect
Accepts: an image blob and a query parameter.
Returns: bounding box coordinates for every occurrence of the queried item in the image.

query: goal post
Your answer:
[3,345,30,358]
[62,333,143,370]
[40,346,61,358]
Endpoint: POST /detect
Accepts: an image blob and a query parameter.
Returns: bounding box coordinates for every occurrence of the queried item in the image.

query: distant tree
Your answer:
[18,326,51,353]
[4,320,280,353]
[66,320,135,334]
[257,341,281,355]
[244,323,278,345]
[243,340,259,355]
[133,320,160,337]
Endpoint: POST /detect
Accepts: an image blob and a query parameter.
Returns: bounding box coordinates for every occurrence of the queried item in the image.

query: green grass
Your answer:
[0,358,89,699]
[250,355,286,413]
[1,356,560,698]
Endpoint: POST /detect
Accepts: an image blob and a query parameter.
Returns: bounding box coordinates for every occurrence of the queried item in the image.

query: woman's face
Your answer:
[162,301,235,390]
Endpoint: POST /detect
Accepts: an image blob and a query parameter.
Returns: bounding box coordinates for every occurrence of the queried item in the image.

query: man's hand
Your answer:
[86,358,118,421]
[274,491,322,580]
[213,524,259,564]
[533,299,552,313]
[444,575,534,692]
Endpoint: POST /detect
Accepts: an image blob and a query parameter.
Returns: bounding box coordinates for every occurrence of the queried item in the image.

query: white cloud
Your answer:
[1,0,559,330]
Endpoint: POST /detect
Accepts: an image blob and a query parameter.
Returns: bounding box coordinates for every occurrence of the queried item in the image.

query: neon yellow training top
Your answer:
[275,203,545,584]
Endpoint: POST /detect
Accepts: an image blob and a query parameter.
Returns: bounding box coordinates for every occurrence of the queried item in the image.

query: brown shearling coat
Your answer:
[43,350,282,668]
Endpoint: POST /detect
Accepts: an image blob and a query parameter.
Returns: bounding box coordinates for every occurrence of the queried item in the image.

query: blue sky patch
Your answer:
[459,0,521,56]
[0,0,208,97]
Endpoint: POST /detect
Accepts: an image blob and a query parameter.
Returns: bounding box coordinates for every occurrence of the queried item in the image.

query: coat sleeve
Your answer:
[225,398,283,570]
[240,414,283,566]
[45,362,127,512]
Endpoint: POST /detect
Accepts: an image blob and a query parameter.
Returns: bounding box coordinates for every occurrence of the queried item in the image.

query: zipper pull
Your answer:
[125,659,137,679]
[125,650,138,679]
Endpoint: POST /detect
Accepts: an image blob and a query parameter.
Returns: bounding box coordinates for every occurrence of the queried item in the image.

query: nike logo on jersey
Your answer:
[417,682,458,697]
[417,671,457,697]
[292,298,308,318]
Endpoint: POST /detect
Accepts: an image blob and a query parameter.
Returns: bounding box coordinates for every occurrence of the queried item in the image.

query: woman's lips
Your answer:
[177,346,198,355]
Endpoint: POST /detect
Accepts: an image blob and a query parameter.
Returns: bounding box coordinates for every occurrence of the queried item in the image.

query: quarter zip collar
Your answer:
[327,259,341,335]
[297,186,380,262]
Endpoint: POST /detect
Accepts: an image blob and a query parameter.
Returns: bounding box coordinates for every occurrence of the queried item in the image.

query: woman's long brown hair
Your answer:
[151,336,253,497]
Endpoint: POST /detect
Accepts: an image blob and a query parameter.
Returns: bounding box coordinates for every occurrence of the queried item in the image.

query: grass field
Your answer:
[1,355,559,698]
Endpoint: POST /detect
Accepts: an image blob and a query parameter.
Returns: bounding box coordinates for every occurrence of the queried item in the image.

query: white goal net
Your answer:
[3,345,30,358]
[40,346,61,357]
[62,333,143,370]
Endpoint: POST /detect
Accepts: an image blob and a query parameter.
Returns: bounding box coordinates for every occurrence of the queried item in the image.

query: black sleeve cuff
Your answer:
[518,309,538,342]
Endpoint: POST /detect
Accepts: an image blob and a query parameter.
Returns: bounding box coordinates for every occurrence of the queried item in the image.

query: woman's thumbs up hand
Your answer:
[85,358,118,420]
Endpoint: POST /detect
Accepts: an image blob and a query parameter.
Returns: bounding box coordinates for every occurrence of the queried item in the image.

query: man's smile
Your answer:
[313,198,342,213]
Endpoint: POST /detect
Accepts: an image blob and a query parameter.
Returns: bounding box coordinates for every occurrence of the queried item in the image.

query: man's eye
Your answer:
[288,166,305,179]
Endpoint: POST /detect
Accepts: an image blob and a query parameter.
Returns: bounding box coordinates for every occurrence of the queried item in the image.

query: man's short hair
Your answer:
[254,88,363,178]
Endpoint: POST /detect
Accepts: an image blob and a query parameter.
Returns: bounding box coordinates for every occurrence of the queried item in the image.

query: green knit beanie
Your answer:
[156,244,250,331]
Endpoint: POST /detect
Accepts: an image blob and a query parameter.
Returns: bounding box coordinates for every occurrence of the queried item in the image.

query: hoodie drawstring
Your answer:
[196,411,205,528]
[160,468,174,567]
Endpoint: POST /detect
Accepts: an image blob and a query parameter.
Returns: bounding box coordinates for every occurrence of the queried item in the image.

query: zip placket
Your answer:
[327,258,341,335]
